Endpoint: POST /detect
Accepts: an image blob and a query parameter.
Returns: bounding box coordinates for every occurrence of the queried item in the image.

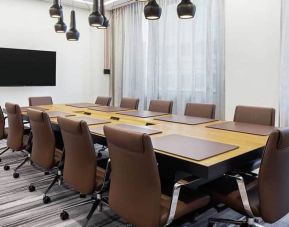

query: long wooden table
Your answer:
[21,104,268,181]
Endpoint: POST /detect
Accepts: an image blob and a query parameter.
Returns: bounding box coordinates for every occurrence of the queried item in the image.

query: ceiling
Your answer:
[42,0,135,10]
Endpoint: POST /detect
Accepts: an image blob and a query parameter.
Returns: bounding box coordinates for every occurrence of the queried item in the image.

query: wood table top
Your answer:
[23,104,268,168]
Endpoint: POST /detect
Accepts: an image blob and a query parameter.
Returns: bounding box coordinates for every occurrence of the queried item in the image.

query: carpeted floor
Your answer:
[0,140,289,227]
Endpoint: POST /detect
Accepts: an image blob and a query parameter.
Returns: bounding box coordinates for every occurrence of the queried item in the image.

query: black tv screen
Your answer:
[0,48,56,86]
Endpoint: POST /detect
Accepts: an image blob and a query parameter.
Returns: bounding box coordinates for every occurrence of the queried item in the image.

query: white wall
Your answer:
[0,0,109,107]
[225,0,281,123]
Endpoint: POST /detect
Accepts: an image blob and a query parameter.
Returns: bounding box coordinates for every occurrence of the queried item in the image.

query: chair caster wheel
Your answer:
[44,171,50,175]
[28,184,35,192]
[79,194,86,198]
[4,165,10,171]
[13,172,19,178]
[60,210,69,220]
[43,196,51,204]
[207,223,215,227]
[240,224,249,227]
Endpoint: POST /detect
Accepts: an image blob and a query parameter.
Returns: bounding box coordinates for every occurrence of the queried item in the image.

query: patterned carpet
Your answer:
[0,140,289,227]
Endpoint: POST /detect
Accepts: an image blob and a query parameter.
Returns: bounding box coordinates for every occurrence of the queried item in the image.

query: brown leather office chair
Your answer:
[29,96,53,106]
[1,103,31,170]
[208,128,289,226]
[95,96,112,106]
[29,109,62,169]
[56,117,109,225]
[234,105,275,170]
[184,103,216,119]
[149,100,173,114]
[120,97,139,110]
[234,105,275,126]
[22,109,63,193]
[104,125,210,227]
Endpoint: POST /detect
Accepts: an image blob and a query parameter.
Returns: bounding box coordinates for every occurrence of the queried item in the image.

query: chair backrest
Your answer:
[57,117,96,194]
[148,100,173,114]
[5,103,24,150]
[184,103,216,119]
[258,128,289,223]
[233,105,275,126]
[28,109,56,170]
[95,96,112,106]
[104,125,161,227]
[120,98,139,110]
[0,106,5,140]
[29,96,53,106]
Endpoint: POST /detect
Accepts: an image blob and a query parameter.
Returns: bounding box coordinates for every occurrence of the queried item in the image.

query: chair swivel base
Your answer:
[3,154,30,172]
[0,147,9,162]
[59,197,103,227]
[27,170,59,194]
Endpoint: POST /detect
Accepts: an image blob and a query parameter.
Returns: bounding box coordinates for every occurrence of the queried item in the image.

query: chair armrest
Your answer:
[165,176,200,226]
[224,173,254,217]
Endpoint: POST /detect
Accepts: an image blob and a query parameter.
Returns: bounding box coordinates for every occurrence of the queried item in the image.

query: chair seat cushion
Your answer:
[95,167,106,190]
[207,176,260,217]
[160,188,210,225]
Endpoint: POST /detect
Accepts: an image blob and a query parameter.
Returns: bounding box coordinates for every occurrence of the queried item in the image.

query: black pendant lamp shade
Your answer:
[49,0,62,18]
[177,0,196,19]
[97,0,109,29]
[97,15,109,29]
[55,14,67,33]
[89,0,104,27]
[66,10,80,41]
[144,0,162,20]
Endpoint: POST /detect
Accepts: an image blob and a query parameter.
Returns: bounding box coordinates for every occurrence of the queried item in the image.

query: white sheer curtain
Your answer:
[111,3,147,106]
[112,0,225,118]
[280,0,289,126]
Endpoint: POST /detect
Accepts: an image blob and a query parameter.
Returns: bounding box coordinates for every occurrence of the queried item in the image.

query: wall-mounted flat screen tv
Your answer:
[0,48,56,86]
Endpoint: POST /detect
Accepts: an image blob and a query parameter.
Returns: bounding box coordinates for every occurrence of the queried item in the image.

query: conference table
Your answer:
[20,103,271,186]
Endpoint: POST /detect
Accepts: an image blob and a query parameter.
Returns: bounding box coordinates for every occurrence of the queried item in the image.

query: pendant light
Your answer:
[66,10,80,41]
[49,0,62,18]
[89,0,104,27]
[144,0,162,20]
[55,13,67,33]
[98,17,109,29]
[97,0,109,29]
[177,0,196,19]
